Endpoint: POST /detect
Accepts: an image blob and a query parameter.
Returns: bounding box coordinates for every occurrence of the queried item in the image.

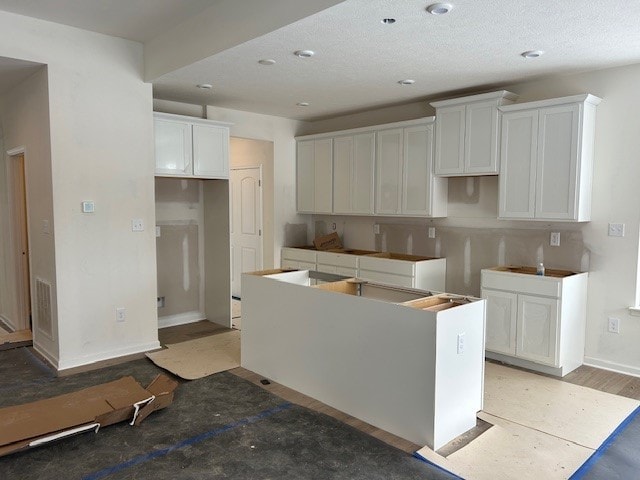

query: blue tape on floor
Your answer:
[569,404,640,479]
[412,451,465,479]
[82,402,292,480]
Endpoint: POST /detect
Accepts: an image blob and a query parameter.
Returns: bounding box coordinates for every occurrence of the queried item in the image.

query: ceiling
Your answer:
[1,0,640,121]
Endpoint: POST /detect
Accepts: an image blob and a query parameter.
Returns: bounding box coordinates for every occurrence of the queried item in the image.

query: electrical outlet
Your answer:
[428,227,436,239]
[157,297,165,308]
[550,232,560,247]
[457,333,465,354]
[608,223,625,237]
[607,317,620,334]
[116,307,126,323]
[331,222,337,231]
[132,219,144,232]
[373,224,380,235]
[155,226,161,237]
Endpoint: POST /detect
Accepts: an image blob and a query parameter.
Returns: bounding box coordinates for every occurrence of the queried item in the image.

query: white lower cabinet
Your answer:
[281,247,317,271]
[481,267,587,376]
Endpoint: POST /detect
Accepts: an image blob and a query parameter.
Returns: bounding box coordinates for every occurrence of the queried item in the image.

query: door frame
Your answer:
[230,166,264,296]
[6,145,32,331]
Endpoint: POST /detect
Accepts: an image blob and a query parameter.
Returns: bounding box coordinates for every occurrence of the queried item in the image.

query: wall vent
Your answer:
[35,277,53,339]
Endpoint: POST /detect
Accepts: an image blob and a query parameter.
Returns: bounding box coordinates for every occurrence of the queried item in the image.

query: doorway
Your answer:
[7,151,32,330]
[230,166,263,298]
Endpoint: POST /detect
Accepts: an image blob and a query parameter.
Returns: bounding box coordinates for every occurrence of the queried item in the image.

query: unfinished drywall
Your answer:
[0,11,160,369]
[0,66,58,361]
[306,62,640,376]
[230,137,274,269]
[155,178,204,326]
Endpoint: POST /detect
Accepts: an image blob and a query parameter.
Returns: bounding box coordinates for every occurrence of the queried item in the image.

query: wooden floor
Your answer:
[158,320,640,456]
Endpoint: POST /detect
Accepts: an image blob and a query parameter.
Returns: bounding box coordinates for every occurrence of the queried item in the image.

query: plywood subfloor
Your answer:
[484,362,639,449]
[447,412,593,480]
[147,330,240,380]
[158,320,227,346]
[0,329,32,351]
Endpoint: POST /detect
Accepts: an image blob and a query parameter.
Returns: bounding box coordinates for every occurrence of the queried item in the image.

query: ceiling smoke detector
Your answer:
[426,3,453,15]
[258,59,276,65]
[381,18,396,24]
[196,83,213,89]
[294,50,315,58]
[521,50,545,59]
[398,79,416,85]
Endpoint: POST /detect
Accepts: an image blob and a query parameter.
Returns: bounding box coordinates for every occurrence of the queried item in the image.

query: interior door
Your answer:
[230,167,263,297]
[10,153,31,330]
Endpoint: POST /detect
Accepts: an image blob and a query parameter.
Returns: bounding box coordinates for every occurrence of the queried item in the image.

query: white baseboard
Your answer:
[0,314,16,332]
[57,340,161,372]
[158,311,205,329]
[584,356,640,378]
[33,343,59,370]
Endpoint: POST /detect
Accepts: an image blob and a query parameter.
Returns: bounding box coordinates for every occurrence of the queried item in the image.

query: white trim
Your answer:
[0,314,16,332]
[295,116,435,141]
[499,94,602,112]
[57,340,161,371]
[629,306,640,317]
[584,356,640,379]
[430,90,519,108]
[153,111,233,128]
[158,310,205,329]
[33,342,59,370]
[6,145,26,156]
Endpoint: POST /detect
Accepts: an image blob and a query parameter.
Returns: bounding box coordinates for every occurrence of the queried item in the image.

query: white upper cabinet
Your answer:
[333,132,375,214]
[296,138,333,214]
[499,94,601,222]
[297,117,445,217]
[432,90,518,176]
[153,112,231,179]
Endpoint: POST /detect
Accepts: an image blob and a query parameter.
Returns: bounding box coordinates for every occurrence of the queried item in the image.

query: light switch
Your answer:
[81,201,95,213]
[428,227,436,239]
[550,232,560,247]
[608,223,625,237]
[155,226,161,237]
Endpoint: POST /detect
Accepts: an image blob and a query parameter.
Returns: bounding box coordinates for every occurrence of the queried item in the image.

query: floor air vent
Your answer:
[35,277,53,338]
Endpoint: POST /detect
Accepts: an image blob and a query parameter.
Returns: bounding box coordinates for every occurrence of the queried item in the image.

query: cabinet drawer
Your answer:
[358,256,415,277]
[481,271,560,298]
[281,248,317,263]
[358,269,413,288]
[317,251,358,269]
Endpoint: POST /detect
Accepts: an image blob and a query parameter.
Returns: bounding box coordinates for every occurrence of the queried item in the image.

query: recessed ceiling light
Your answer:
[398,79,415,85]
[294,50,315,58]
[297,102,310,107]
[426,3,453,15]
[258,59,276,65]
[521,50,545,58]
[381,18,396,24]
[196,83,213,90]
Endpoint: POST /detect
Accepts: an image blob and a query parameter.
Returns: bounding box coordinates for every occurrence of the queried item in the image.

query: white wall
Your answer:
[0,11,159,369]
[303,63,640,377]
[0,67,59,359]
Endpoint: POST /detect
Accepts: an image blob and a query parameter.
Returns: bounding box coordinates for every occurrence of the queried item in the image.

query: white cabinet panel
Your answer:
[402,125,432,216]
[358,269,414,288]
[154,118,192,176]
[296,141,315,213]
[482,289,517,356]
[332,136,352,214]
[314,138,333,214]
[465,100,499,174]
[517,294,559,366]
[535,104,579,220]
[375,128,403,214]
[434,105,465,175]
[193,124,229,178]
[352,133,375,214]
[499,110,538,219]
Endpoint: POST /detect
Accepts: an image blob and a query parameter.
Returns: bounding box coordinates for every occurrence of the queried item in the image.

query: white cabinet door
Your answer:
[516,294,559,366]
[402,125,433,216]
[332,135,352,214]
[332,133,375,215]
[297,141,315,213]
[434,105,465,175]
[193,124,229,178]
[482,289,518,356]
[375,128,404,214]
[499,110,539,219]
[352,133,375,214]
[535,104,580,220]
[465,101,499,174]
[154,118,192,176]
[314,138,333,214]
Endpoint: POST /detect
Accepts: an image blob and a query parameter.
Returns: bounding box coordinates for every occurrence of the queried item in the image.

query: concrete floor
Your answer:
[0,348,456,480]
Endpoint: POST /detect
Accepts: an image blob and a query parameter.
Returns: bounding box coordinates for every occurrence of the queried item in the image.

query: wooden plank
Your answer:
[0,330,32,351]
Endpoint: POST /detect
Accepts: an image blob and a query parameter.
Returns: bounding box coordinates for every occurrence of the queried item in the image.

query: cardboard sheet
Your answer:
[146,330,240,380]
[447,413,593,480]
[484,362,640,449]
[0,329,32,351]
[0,374,177,457]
